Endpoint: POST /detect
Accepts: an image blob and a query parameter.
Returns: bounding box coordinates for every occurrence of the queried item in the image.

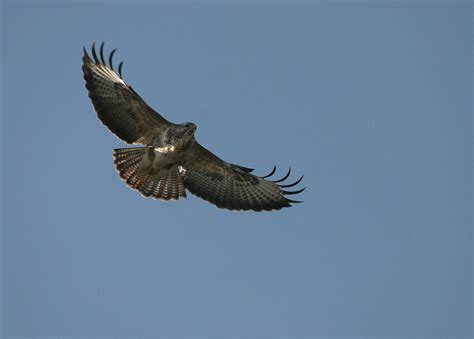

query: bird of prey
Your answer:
[82,42,305,211]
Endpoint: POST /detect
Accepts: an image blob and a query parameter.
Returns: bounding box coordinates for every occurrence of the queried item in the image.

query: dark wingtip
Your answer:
[279,174,304,188]
[109,48,117,70]
[118,61,124,78]
[91,42,100,64]
[262,165,277,178]
[99,41,106,64]
[285,198,303,204]
[276,172,305,204]
[272,167,291,183]
[282,187,306,195]
[82,46,91,62]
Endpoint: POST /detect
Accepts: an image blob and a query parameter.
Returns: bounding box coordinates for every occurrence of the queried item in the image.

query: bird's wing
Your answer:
[82,42,171,145]
[180,143,305,211]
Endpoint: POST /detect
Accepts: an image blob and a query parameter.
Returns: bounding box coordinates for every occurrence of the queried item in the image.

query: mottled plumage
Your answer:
[82,42,305,211]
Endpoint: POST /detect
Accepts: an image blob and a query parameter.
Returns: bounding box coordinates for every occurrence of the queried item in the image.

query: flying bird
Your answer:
[82,42,305,211]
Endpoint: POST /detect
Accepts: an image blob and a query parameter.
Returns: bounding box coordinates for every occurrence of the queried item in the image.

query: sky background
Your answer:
[1,1,472,338]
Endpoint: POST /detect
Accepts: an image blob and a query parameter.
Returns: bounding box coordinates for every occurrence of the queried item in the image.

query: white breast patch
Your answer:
[154,145,176,153]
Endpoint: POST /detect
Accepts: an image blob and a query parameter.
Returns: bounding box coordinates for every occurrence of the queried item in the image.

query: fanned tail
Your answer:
[113,147,186,200]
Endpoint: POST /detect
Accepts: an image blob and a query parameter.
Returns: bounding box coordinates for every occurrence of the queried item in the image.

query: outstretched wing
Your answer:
[181,143,305,211]
[82,42,171,145]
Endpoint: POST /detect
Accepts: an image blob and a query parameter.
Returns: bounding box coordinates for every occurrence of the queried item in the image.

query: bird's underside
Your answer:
[82,42,305,211]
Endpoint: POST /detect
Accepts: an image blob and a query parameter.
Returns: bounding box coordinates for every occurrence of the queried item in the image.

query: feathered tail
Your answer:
[113,147,186,200]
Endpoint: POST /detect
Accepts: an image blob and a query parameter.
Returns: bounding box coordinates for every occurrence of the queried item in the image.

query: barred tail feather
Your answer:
[113,147,186,201]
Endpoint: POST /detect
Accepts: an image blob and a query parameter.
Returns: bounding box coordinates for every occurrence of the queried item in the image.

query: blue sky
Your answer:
[1,1,472,338]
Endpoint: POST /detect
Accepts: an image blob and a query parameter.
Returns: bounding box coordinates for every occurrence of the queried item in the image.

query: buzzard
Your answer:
[82,42,305,211]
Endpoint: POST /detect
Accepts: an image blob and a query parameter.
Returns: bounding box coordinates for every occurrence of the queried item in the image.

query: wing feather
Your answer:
[181,143,304,211]
[82,42,171,145]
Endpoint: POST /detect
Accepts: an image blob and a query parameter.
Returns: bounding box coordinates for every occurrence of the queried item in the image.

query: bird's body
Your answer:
[82,42,304,211]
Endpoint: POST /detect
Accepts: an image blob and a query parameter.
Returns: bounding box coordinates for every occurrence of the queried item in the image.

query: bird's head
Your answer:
[167,122,197,150]
[182,122,197,134]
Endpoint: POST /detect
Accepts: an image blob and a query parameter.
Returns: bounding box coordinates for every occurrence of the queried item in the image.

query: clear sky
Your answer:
[1,1,472,338]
